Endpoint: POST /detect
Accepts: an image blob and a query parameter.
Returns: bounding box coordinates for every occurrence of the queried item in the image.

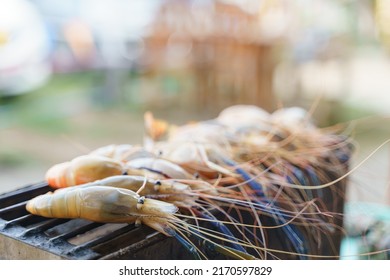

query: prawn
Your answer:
[45,153,188,189]
[25,185,259,260]
[45,155,125,189]
[39,103,360,260]
[152,141,238,179]
[26,185,178,236]
[75,175,249,250]
[77,175,196,207]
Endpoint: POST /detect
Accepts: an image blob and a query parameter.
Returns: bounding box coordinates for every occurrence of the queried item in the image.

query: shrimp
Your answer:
[25,184,260,260]
[26,185,179,236]
[77,175,196,206]
[45,155,125,189]
[152,141,237,179]
[74,174,262,255]
[216,104,273,134]
[45,153,172,189]
[37,104,358,260]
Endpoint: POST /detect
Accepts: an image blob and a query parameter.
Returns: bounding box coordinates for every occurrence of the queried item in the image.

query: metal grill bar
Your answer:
[0,201,29,220]
[22,218,70,237]
[69,224,137,254]
[48,220,103,242]
[0,182,50,208]
[4,214,48,228]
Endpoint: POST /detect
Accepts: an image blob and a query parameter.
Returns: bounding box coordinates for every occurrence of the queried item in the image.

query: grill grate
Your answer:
[0,182,194,260]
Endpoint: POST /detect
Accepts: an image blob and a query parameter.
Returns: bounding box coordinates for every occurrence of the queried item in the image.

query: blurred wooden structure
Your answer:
[139,0,284,113]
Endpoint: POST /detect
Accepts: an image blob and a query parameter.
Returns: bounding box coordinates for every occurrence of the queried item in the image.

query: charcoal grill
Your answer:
[0,142,351,260]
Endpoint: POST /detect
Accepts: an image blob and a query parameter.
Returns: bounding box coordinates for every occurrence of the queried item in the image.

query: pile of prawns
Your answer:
[26,105,353,260]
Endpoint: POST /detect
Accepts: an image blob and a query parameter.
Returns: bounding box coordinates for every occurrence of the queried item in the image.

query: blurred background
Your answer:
[0,0,389,258]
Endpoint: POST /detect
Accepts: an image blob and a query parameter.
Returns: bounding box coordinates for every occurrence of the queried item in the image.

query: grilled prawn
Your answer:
[25,185,257,259]
[45,155,125,189]
[26,185,179,236]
